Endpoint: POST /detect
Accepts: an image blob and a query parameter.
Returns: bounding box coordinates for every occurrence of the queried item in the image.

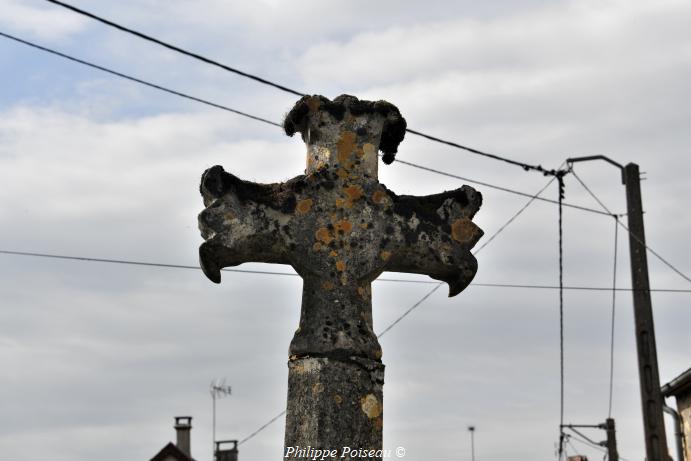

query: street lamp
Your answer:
[468,426,476,461]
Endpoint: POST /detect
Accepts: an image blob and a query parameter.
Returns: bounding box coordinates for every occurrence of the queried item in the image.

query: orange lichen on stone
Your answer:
[315,227,333,245]
[329,250,338,257]
[335,260,346,272]
[337,131,357,164]
[307,96,320,112]
[334,395,343,405]
[336,168,349,179]
[357,286,370,300]
[322,281,334,291]
[363,143,376,157]
[360,223,368,229]
[335,198,346,208]
[372,189,388,205]
[313,242,323,252]
[296,198,313,214]
[380,250,392,261]
[451,218,478,243]
[344,185,363,202]
[312,382,324,395]
[334,218,353,235]
[360,394,382,419]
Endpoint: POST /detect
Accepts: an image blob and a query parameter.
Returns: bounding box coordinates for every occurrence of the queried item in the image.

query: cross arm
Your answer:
[198,165,299,283]
[383,185,483,296]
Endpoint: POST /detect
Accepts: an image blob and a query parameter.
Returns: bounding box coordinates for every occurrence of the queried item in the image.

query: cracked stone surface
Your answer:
[198,94,483,460]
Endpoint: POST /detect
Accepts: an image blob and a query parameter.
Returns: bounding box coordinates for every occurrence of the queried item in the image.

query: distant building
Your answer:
[662,367,691,461]
[150,416,196,461]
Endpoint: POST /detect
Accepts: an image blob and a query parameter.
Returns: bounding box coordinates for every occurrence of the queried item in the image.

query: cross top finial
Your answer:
[283,95,407,178]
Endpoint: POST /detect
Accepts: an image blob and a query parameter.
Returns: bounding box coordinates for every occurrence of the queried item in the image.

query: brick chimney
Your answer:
[174,416,192,457]
[215,440,238,461]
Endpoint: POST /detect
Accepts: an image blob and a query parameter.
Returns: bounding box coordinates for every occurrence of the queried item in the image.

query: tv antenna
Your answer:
[210,378,232,458]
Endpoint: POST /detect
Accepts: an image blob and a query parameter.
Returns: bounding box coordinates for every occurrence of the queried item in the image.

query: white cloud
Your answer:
[0,0,88,41]
[297,0,691,92]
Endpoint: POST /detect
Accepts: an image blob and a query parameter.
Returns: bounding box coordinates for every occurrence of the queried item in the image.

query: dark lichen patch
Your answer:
[390,185,481,228]
[283,94,407,164]
[200,165,303,214]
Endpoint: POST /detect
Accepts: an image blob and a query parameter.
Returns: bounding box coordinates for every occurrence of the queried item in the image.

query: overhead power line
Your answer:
[376,283,444,338]
[556,173,566,460]
[238,410,286,445]
[395,159,609,216]
[0,30,612,218]
[571,169,691,284]
[44,0,567,176]
[608,216,619,419]
[0,31,280,128]
[43,0,304,97]
[2,250,690,293]
[472,171,559,255]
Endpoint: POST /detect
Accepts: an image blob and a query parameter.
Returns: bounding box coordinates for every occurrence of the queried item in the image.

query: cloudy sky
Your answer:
[1,0,690,460]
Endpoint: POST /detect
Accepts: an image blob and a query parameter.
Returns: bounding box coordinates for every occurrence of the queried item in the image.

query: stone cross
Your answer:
[198,95,483,460]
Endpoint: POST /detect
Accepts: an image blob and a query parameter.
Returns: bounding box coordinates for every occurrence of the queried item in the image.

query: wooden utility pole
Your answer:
[623,163,669,461]
[604,418,619,461]
[566,157,669,461]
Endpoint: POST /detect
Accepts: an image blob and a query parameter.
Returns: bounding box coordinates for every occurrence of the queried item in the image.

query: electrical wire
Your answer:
[376,283,444,338]
[567,428,633,461]
[564,436,583,460]
[618,218,691,284]
[237,280,442,443]
[571,170,615,216]
[237,410,286,445]
[4,250,691,293]
[43,0,305,97]
[43,0,574,177]
[607,216,619,418]
[395,159,609,216]
[571,169,691,284]
[557,173,567,460]
[404,128,562,175]
[0,31,281,128]
[568,433,607,454]
[473,173,558,255]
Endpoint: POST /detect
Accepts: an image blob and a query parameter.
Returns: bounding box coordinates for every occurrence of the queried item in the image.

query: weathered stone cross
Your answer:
[198,95,483,460]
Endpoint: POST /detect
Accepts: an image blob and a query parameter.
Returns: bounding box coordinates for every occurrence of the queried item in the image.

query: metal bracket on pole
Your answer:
[561,420,618,461]
[566,155,625,184]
